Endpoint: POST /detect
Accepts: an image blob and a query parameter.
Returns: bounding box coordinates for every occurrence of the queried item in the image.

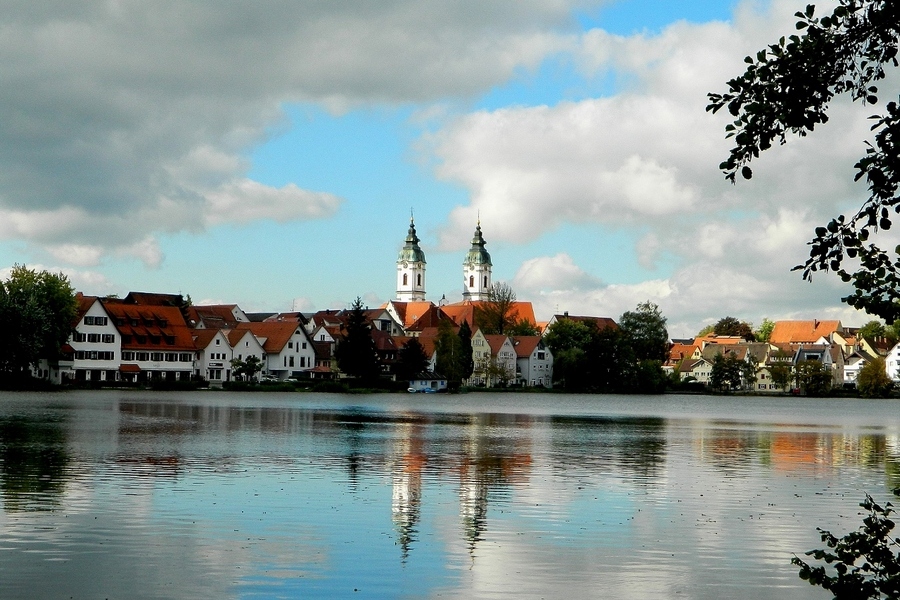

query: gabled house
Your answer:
[481,334,516,387]
[678,357,713,385]
[67,294,121,383]
[103,299,196,382]
[186,304,249,329]
[512,336,553,387]
[193,329,233,384]
[544,312,617,333]
[233,322,315,380]
[884,342,900,382]
[769,320,844,345]
[845,348,878,385]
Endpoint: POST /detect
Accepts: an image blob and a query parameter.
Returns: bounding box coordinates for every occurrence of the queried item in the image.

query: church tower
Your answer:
[462,221,492,301]
[396,216,427,301]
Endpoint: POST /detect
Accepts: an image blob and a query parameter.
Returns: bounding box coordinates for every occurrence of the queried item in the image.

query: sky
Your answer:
[0,0,893,337]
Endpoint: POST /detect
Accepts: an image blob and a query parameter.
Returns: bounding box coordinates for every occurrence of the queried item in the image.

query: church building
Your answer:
[395,217,493,302]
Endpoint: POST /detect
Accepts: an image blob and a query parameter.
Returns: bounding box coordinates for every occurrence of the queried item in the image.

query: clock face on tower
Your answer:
[402,261,408,268]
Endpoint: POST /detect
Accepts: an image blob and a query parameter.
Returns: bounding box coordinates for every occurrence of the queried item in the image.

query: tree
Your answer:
[396,338,429,383]
[457,320,475,382]
[434,319,464,390]
[713,316,754,340]
[697,324,715,337]
[794,494,900,598]
[505,318,539,336]
[475,282,518,335]
[768,349,794,391]
[755,318,775,342]
[230,355,263,381]
[795,360,834,396]
[0,266,77,378]
[710,352,754,392]
[335,297,379,381]
[708,1,900,322]
[858,356,894,397]
[859,319,887,340]
[544,318,595,356]
[619,301,669,362]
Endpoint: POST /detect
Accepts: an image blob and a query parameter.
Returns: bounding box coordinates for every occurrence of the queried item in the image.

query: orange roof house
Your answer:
[102,300,196,352]
[769,320,843,344]
[441,300,537,329]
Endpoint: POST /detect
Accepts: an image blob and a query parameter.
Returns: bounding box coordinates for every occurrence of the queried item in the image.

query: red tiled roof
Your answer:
[444,300,538,328]
[234,322,307,354]
[769,320,842,344]
[485,334,511,355]
[103,301,195,351]
[119,364,141,373]
[512,336,542,358]
[550,314,618,330]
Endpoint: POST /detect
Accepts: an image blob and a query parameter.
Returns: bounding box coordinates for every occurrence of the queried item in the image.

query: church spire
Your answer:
[396,214,427,301]
[462,220,492,301]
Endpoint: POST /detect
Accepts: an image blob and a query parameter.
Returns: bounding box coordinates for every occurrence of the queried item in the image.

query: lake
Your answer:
[0,390,897,599]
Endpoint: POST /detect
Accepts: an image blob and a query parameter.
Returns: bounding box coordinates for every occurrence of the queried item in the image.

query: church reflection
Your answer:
[51,400,900,562]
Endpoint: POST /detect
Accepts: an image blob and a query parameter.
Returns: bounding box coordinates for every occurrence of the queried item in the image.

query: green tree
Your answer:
[794,494,900,599]
[768,349,794,391]
[697,324,715,337]
[457,320,475,381]
[710,352,753,392]
[544,318,594,357]
[0,266,77,379]
[859,319,887,340]
[755,318,775,342]
[396,338,429,383]
[712,316,754,340]
[619,301,669,362]
[796,360,834,396]
[475,282,518,335]
[335,297,379,381]
[858,356,893,397]
[708,1,900,321]
[434,319,464,391]
[230,355,263,381]
[506,318,539,336]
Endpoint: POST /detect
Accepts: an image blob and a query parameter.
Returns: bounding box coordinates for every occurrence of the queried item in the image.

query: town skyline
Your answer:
[0,0,881,338]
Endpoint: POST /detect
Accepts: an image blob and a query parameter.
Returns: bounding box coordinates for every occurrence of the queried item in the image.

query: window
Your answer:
[122,351,135,361]
[417,274,421,286]
[302,342,307,349]
[151,352,164,361]
[300,356,306,367]
[84,316,108,326]
[320,334,325,341]
[483,275,488,287]
[537,351,545,360]
[289,356,295,367]
[137,352,149,361]
[215,339,220,346]
[73,332,86,343]
[87,333,100,343]
[469,275,474,287]
[165,353,177,362]
[180,353,192,362]
[403,273,408,286]
[102,334,115,343]
[288,342,293,349]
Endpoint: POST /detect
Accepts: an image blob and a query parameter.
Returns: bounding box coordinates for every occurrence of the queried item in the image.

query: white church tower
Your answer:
[462,221,492,301]
[396,216,427,301]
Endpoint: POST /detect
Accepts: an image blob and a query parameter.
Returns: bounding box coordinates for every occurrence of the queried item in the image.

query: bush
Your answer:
[793,494,900,598]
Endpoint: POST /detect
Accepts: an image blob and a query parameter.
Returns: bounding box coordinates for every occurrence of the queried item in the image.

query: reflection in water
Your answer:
[0,416,69,511]
[4,392,900,599]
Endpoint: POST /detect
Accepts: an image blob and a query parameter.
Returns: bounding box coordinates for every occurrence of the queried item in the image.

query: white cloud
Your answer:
[428,0,887,330]
[0,0,600,263]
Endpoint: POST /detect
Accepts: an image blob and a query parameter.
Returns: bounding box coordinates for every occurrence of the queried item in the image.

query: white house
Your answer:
[233,322,315,380]
[68,295,121,383]
[193,329,233,384]
[512,336,553,387]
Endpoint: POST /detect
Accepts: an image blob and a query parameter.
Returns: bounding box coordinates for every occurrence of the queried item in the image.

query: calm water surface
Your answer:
[0,390,899,599]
